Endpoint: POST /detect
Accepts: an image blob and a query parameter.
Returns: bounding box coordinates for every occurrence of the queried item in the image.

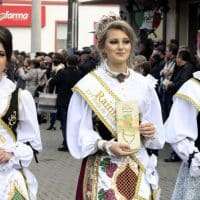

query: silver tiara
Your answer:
[95,14,121,40]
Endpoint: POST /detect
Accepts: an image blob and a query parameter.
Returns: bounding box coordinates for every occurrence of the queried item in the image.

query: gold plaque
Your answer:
[116,101,141,152]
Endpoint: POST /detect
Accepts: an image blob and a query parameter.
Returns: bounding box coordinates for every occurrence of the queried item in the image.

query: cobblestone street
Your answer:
[30,124,180,200]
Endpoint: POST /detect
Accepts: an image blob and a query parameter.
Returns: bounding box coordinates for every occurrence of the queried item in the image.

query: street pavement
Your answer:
[30,123,180,200]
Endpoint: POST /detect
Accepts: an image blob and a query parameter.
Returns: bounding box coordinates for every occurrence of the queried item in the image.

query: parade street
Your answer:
[30,123,180,200]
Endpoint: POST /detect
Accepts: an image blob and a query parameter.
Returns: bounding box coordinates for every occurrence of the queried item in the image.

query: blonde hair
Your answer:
[133,55,147,64]
[95,15,137,67]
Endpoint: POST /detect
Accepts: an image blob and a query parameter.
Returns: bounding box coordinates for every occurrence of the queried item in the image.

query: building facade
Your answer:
[111,0,200,53]
[0,0,119,52]
[2,0,198,53]
[120,0,200,53]
[164,0,200,52]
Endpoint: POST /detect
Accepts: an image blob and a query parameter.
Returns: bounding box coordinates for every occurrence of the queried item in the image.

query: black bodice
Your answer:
[1,88,19,138]
[92,112,113,141]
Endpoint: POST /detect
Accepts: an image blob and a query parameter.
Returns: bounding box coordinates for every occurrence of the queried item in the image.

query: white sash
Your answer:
[73,70,119,137]
[175,78,200,112]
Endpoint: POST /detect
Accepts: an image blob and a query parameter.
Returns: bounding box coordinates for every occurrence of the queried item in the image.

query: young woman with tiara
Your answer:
[67,16,164,200]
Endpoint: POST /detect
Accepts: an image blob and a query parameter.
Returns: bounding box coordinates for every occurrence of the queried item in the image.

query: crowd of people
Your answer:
[1,14,200,200]
[5,44,101,152]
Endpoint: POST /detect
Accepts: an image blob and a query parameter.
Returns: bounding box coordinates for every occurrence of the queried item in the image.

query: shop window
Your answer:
[55,21,67,51]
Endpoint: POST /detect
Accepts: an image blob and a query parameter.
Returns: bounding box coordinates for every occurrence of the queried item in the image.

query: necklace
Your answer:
[105,66,130,83]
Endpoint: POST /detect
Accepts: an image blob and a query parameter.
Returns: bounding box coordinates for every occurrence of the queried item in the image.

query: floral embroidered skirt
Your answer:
[76,153,159,200]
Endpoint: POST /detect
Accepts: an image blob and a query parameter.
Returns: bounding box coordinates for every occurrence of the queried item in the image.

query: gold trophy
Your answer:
[116,101,141,152]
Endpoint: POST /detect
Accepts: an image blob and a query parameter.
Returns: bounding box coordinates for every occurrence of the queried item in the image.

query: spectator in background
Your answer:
[133,55,158,89]
[15,54,27,89]
[160,43,178,121]
[132,55,147,72]
[150,45,165,80]
[163,49,196,96]
[43,55,53,80]
[78,50,99,77]
[52,53,65,74]
[164,48,197,162]
[160,43,178,82]
[49,54,81,151]
[170,39,179,47]
[137,61,152,76]
[18,59,46,97]
[137,38,154,60]
[46,53,65,130]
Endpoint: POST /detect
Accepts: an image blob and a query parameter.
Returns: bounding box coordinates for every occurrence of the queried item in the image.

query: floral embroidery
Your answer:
[8,111,17,127]
[98,189,116,200]
[84,157,96,199]
[100,158,117,178]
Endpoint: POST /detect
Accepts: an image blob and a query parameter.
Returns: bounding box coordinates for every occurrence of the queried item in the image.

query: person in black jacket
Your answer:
[163,49,197,97]
[164,48,197,162]
[49,55,82,151]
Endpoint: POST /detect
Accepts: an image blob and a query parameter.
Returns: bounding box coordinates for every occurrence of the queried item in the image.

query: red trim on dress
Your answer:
[76,158,87,200]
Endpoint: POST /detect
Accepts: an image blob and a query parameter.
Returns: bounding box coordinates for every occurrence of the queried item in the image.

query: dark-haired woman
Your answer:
[0,26,42,199]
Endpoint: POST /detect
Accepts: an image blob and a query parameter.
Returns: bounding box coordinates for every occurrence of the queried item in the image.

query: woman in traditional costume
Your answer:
[67,16,164,200]
[0,26,42,199]
[165,71,200,200]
